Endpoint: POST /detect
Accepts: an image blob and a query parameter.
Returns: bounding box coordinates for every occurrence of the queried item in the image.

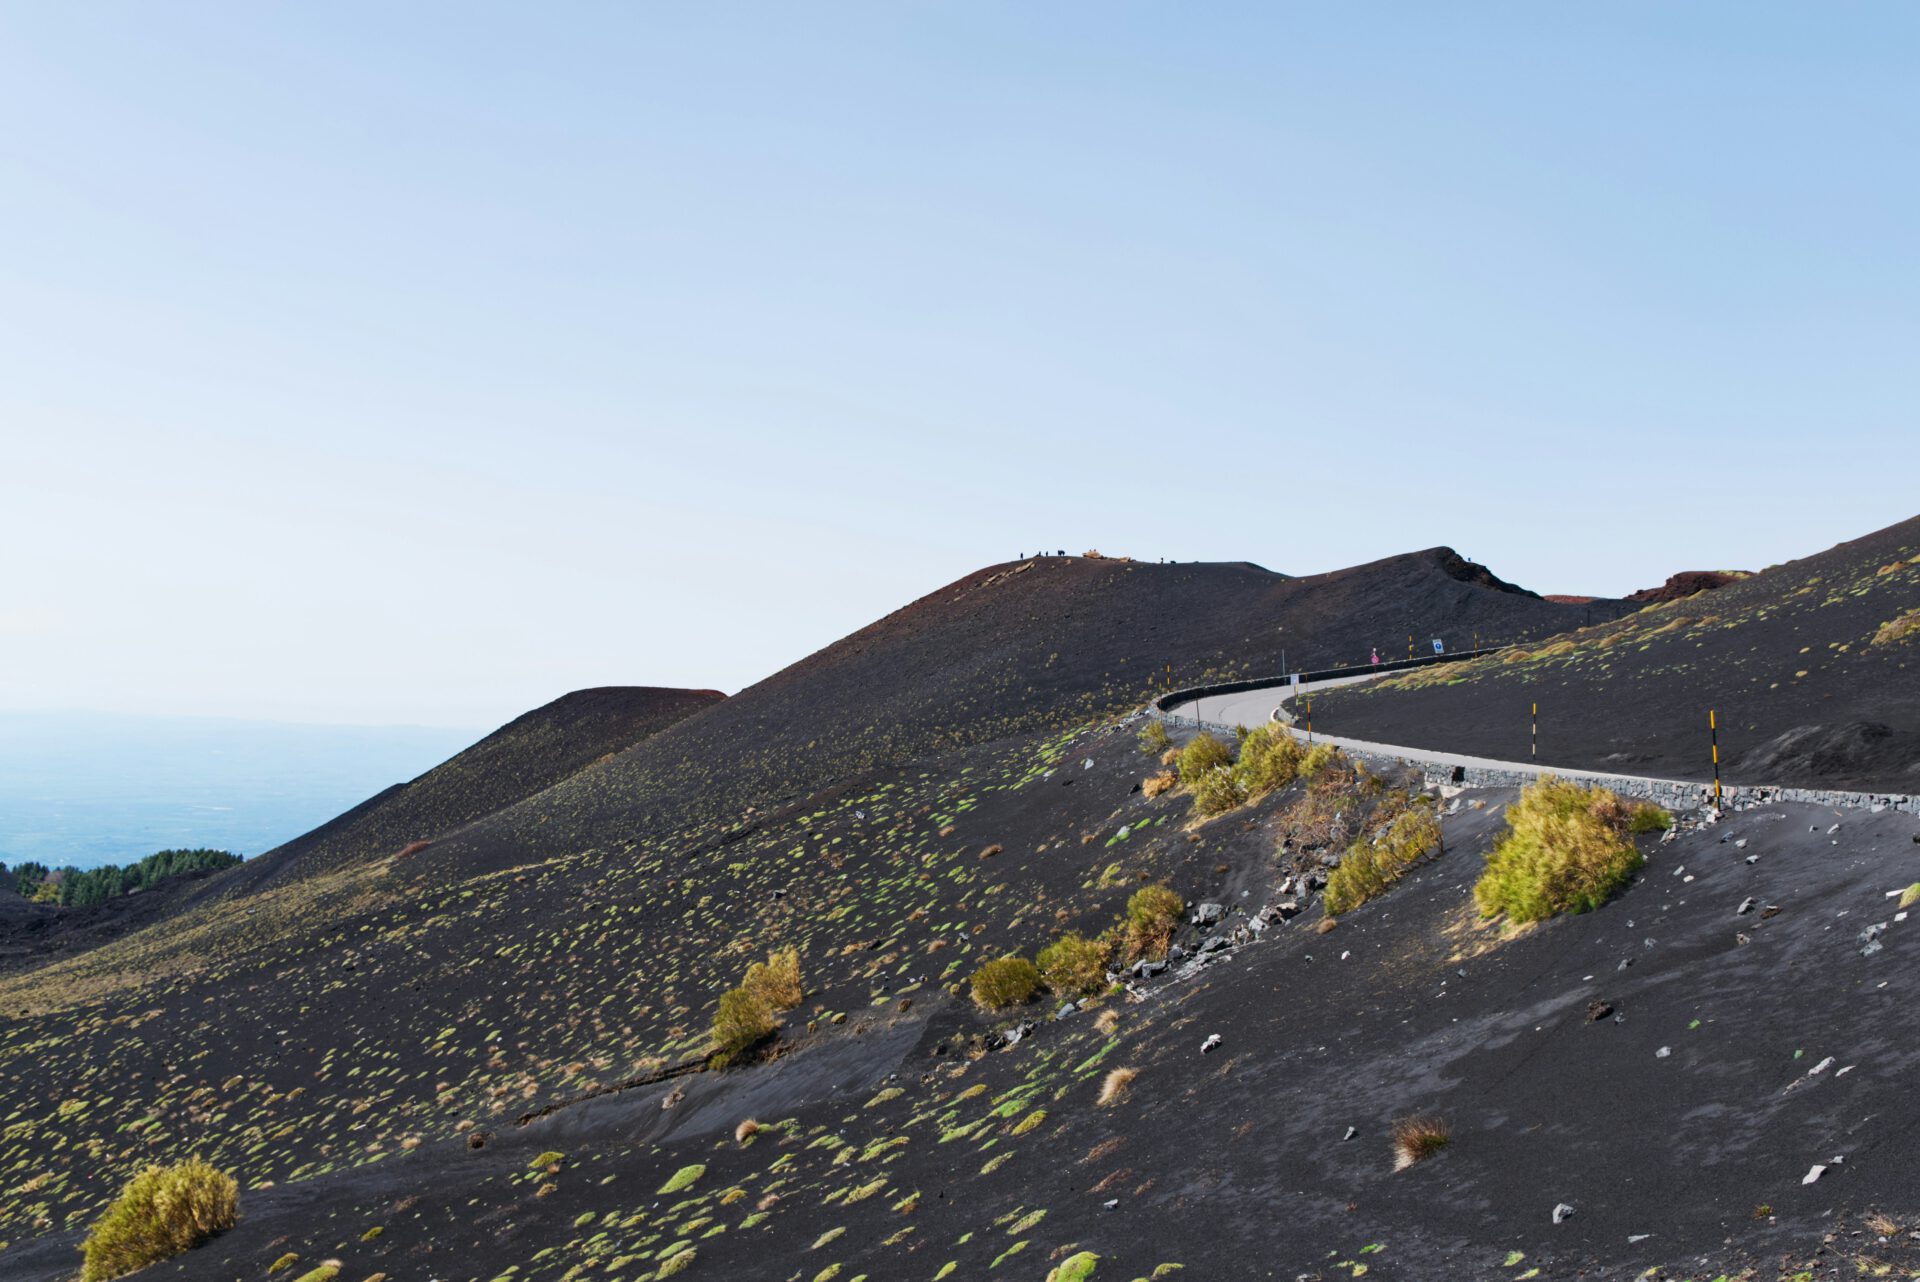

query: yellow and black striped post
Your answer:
[1710,709,1722,809]
[1306,695,1313,744]
[1407,633,1413,661]
[1531,702,1537,760]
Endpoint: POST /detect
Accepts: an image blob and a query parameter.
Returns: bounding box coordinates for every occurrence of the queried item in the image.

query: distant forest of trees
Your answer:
[0,848,241,908]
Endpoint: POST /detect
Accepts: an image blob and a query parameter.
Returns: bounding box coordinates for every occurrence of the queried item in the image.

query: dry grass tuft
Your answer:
[1097,1067,1137,1106]
[734,1118,760,1144]
[1142,771,1176,799]
[1094,1008,1120,1036]
[1391,1115,1450,1170]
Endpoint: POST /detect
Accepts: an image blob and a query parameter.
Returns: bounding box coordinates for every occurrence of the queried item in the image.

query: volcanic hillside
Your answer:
[351,550,1629,889]
[1312,515,1920,790]
[219,685,725,895]
[38,548,1895,1282]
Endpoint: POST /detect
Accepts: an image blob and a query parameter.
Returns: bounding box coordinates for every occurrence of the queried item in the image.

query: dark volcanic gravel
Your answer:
[1315,516,1920,791]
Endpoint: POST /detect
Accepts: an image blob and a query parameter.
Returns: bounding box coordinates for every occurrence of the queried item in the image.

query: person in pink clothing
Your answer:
[1370,648,1381,665]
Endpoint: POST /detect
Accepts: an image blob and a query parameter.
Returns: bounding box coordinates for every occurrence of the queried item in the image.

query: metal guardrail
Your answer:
[1151,647,1505,717]
[1146,648,1920,816]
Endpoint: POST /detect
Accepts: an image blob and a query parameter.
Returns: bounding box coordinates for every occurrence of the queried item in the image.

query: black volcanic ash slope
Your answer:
[1312,515,1920,790]
[223,685,725,892]
[0,550,1658,1279]
[396,550,1629,883]
[6,718,1920,1282]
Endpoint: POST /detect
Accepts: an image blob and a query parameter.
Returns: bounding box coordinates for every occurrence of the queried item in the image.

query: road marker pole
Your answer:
[1531,702,1537,761]
[1710,709,1722,809]
[1408,633,1413,661]
[1306,695,1313,744]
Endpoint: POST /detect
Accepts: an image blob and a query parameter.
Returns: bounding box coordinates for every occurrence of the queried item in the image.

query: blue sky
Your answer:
[3,4,1915,729]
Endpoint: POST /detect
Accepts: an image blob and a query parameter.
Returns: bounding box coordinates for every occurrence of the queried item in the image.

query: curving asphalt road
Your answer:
[1166,670,1701,797]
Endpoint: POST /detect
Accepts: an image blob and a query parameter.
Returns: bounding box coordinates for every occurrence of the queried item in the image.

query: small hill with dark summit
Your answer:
[1314,515,1920,789]
[1625,568,1749,603]
[223,685,724,893]
[381,549,1628,885]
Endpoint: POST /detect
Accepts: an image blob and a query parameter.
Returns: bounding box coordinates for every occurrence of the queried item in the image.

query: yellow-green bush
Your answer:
[1188,765,1245,816]
[1628,803,1674,834]
[1036,932,1111,997]
[1473,777,1645,923]
[1176,732,1233,783]
[1125,884,1185,960]
[1138,720,1171,754]
[1300,743,1341,779]
[711,986,777,1067]
[743,946,803,1011]
[1324,803,1442,916]
[79,1158,239,1282]
[970,955,1041,1009]
[1235,725,1304,795]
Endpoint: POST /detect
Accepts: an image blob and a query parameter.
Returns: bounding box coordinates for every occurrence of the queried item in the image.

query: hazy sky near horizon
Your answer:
[3,4,1915,729]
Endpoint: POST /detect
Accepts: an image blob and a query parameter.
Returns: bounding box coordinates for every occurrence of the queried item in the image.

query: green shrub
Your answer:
[1299,743,1341,779]
[1235,725,1304,795]
[743,946,803,1011]
[1900,882,1920,910]
[657,1246,697,1277]
[79,1158,239,1282]
[1188,765,1245,816]
[1125,884,1185,960]
[1628,803,1673,833]
[528,1150,564,1169]
[711,987,777,1067]
[969,956,1041,1010]
[1473,777,1645,923]
[1138,720,1171,754]
[1036,933,1111,997]
[1176,732,1233,784]
[1324,804,1442,915]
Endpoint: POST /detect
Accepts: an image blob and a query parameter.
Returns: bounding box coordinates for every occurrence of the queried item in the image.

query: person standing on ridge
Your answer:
[1371,648,1381,666]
